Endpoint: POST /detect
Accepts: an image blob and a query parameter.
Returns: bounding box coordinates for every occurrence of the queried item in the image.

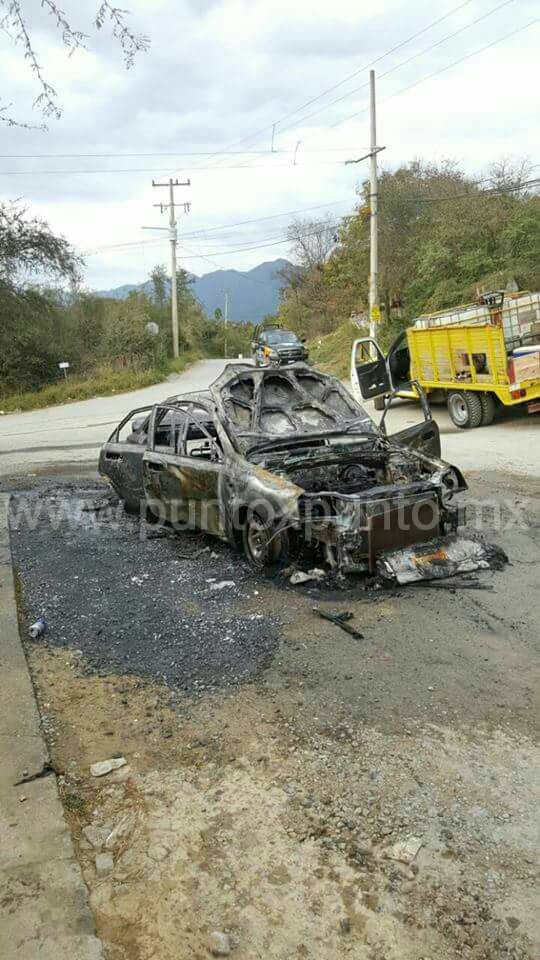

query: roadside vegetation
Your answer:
[274,159,540,376]
[0,202,254,412]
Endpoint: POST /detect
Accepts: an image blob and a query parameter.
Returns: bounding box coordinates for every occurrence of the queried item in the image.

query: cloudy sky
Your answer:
[1,0,538,289]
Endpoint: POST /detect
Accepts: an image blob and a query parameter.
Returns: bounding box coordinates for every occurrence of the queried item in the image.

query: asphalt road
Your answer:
[0,357,538,477]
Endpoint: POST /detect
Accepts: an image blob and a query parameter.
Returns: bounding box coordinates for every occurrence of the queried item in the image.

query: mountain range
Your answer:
[95,258,291,324]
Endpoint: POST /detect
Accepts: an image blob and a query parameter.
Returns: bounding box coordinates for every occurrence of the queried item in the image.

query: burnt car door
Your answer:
[352,335,441,458]
[142,404,189,521]
[99,405,153,509]
[143,402,225,536]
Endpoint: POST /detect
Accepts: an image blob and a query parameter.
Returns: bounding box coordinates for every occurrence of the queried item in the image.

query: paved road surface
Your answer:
[0,358,538,477]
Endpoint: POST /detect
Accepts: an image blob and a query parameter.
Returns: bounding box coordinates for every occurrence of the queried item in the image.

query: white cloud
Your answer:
[0,0,538,288]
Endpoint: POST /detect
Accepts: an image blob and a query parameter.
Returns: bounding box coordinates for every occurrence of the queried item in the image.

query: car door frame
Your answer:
[143,400,226,537]
[99,404,154,510]
[351,336,441,458]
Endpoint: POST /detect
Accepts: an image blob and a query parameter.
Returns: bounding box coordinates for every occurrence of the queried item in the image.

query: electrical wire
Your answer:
[0,147,367,160]
[328,15,540,130]
[277,0,515,138]
[186,0,477,171]
[0,159,357,176]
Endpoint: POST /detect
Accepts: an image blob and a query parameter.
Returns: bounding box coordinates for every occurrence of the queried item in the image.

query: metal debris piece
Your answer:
[386,835,423,864]
[90,757,127,778]
[314,608,364,640]
[377,537,495,585]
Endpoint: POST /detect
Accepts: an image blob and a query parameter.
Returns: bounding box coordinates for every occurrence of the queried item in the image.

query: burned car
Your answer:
[99,363,467,575]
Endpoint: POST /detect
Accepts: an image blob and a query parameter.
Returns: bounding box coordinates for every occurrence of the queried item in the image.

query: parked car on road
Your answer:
[99,363,466,575]
[251,323,309,367]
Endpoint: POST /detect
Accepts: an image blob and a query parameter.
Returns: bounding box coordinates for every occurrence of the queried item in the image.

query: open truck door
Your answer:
[351,335,441,458]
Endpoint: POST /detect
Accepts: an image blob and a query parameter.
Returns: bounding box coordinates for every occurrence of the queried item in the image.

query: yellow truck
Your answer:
[351,291,540,428]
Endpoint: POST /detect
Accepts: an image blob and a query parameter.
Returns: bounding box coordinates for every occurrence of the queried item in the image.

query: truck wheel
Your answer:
[373,395,386,411]
[480,392,496,426]
[447,391,483,429]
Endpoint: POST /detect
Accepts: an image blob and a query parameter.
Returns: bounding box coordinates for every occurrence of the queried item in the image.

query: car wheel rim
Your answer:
[449,394,468,425]
[247,521,271,565]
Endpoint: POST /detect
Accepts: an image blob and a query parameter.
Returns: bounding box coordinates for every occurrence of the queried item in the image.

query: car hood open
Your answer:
[210,362,377,454]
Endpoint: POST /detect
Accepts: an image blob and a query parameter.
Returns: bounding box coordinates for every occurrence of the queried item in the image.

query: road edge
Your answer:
[0,494,104,959]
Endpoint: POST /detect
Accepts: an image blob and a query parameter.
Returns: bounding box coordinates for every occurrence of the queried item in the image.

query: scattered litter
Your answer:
[194,546,211,559]
[386,835,423,864]
[29,617,47,640]
[209,580,235,591]
[90,757,127,778]
[377,537,505,585]
[314,608,364,640]
[130,574,149,586]
[290,568,326,585]
[95,851,114,877]
[207,931,231,956]
[105,812,136,850]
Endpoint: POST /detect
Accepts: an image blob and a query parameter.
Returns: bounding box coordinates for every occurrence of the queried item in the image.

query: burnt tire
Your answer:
[447,391,483,429]
[479,391,496,426]
[242,512,289,575]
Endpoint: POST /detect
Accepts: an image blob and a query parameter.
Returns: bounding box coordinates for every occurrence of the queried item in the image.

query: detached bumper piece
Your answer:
[376,535,497,585]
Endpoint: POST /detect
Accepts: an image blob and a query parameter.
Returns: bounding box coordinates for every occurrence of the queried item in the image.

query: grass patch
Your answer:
[307,320,365,381]
[0,355,198,414]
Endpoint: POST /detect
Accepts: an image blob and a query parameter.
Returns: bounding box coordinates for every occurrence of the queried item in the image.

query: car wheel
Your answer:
[447,391,483,428]
[242,512,289,574]
[479,392,496,426]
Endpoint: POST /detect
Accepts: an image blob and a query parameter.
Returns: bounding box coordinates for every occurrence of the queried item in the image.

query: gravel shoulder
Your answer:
[7,470,540,960]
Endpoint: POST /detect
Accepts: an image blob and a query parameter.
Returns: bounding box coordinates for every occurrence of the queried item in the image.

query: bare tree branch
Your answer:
[0,0,149,125]
[94,2,150,69]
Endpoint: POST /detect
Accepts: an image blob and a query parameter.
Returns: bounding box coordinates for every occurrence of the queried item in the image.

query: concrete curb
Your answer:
[0,494,104,959]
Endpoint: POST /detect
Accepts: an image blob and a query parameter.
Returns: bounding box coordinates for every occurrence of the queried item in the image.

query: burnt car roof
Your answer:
[162,389,213,408]
[209,362,376,452]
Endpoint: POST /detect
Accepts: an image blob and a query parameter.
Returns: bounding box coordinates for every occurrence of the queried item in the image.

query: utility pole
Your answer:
[224,289,229,359]
[151,178,190,359]
[368,70,379,342]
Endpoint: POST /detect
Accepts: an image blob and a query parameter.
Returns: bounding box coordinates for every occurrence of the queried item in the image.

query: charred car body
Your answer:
[99,363,466,574]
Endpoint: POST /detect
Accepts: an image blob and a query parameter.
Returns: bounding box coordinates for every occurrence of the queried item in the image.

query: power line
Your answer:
[0,159,357,176]
[0,147,366,160]
[186,0,477,171]
[279,0,515,138]
[84,172,539,257]
[329,16,540,130]
[84,197,357,255]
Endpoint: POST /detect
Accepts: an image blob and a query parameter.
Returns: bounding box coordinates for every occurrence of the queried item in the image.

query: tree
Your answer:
[149,264,168,310]
[0,1,149,126]
[274,159,540,350]
[287,215,337,271]
[0,201,81,287]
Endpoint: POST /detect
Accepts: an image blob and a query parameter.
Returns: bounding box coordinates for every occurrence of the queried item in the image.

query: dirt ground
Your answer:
[9,470,540,960]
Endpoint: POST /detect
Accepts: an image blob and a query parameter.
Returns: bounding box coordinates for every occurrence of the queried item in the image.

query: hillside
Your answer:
[95,258,291,324]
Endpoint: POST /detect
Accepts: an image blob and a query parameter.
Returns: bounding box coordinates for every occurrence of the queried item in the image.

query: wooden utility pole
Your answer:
[224,289,229,359]
[151,178,190,358]
[368,70,379,341]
